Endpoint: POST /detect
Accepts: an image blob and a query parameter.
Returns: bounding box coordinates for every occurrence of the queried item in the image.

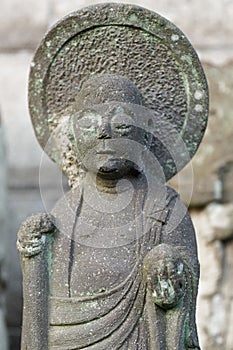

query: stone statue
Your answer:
[17,4,208,350]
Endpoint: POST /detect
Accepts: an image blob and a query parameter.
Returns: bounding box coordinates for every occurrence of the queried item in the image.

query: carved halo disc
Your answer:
[28,3,208,180]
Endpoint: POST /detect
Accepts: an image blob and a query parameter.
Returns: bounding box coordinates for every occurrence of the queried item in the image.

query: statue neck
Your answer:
[81,171,146,195]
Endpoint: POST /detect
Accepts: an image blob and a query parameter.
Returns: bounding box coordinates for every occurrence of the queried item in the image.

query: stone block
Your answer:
[197,292,227,350]
[0,310,8,350]
[196,294,209,349]
[197,293,227,350]
[222,242,233,349]
[0,116,8,350]
[226,300,233,349]
[191,209,223,297]
[151,0,233,48]
[0,0,49,50]
[50,0,233,49]
[0,52,44,187]
[191,208,233,350]
[206,203,233,241]
[0,125,7,220]
[170,63,233,207]
[199,48,233,67]
[208,294,226,348]
[0,52,70,190]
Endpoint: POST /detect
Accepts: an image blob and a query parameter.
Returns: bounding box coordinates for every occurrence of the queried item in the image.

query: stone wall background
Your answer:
[0,115,8,350]
[0,0,232,349]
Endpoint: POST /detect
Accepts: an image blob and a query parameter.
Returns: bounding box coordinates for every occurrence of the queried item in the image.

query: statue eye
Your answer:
[74,112,102,133]
[76,117,100,132]
[76,122,98,132]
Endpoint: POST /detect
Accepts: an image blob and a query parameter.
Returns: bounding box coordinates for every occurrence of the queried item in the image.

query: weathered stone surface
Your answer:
[196,294,210,349]
[0,310,8,350]
[1,0,231,52]
[191,209,223,297]
[0,123,6,221]
[197,293,227,350]
[0,2,232,349]
[153,0,233,48]
[199,48,233,67]
[0,117,9,350]
[29,5,208,183]
[191,207,233,350]
[0,0,49,50]
[0,52,66,349]
[170,63,233,207]
[6,186,61,350]
[0,53,44,185]
[208,294,226,348]
[206,203,233,241]
[196,242,233,350]
[226,299,233,349]
[50,0,233,49]
[222,242,233,349]
[19,5,203,348]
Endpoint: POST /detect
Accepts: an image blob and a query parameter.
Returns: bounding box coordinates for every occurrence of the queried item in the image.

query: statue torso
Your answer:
[47,182,199,349]
[50,178,153,298]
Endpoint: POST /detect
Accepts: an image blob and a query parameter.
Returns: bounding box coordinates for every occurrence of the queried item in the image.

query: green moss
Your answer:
[181,55,193,66]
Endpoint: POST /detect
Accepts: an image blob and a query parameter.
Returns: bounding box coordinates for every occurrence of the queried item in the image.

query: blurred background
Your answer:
[0,0,233,349]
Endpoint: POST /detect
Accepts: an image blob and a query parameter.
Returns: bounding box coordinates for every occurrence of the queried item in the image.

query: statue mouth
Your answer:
[98,165,118,174]
[96,158,140,180]
[97,158,123,178]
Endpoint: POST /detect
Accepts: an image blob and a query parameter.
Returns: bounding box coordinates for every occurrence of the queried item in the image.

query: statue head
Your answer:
[74,74,144,110]
[29,4,208,187]
[69,74,155,181]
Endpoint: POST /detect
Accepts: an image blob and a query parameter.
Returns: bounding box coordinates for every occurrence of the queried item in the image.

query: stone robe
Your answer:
[47,183,200,350]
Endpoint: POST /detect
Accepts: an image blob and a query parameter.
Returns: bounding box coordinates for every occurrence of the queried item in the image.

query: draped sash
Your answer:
[48,185,195,349]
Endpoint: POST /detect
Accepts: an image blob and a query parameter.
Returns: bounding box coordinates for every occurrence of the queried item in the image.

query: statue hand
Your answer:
[143,244,185,309]
[17,213,56,257]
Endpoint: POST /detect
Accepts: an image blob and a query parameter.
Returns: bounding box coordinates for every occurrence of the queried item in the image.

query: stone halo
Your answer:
[28,3,208,180]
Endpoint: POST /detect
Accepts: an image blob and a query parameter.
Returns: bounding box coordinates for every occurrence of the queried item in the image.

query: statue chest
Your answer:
[50,199,146,298]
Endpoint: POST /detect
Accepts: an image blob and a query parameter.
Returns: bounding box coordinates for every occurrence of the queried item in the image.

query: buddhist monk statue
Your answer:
[17,4,208,350]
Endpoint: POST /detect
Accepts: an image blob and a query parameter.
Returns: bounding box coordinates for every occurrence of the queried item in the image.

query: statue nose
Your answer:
[97,122,112,139]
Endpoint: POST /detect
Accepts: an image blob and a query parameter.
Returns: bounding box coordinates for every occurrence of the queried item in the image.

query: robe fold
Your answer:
[48,185,200,350]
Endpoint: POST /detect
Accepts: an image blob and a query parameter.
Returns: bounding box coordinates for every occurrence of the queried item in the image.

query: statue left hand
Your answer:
[17,213,56,258]
[143,244,185,309]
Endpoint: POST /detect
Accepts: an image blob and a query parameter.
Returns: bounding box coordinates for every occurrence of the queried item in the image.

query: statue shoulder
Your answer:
[162,186,198,253]
[164,185,190,228]
[165,185,180,207]
[51,186,83,235]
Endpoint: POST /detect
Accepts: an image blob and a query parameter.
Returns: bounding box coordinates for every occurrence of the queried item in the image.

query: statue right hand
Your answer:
[17,213,56,257]
[143,244,185,309]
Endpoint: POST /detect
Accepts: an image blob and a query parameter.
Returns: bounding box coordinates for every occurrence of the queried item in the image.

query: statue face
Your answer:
[71,104,154,179]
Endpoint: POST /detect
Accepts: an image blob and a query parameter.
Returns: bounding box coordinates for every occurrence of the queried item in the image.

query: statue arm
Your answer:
[143,189,200,349]
[17,213,56,350]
